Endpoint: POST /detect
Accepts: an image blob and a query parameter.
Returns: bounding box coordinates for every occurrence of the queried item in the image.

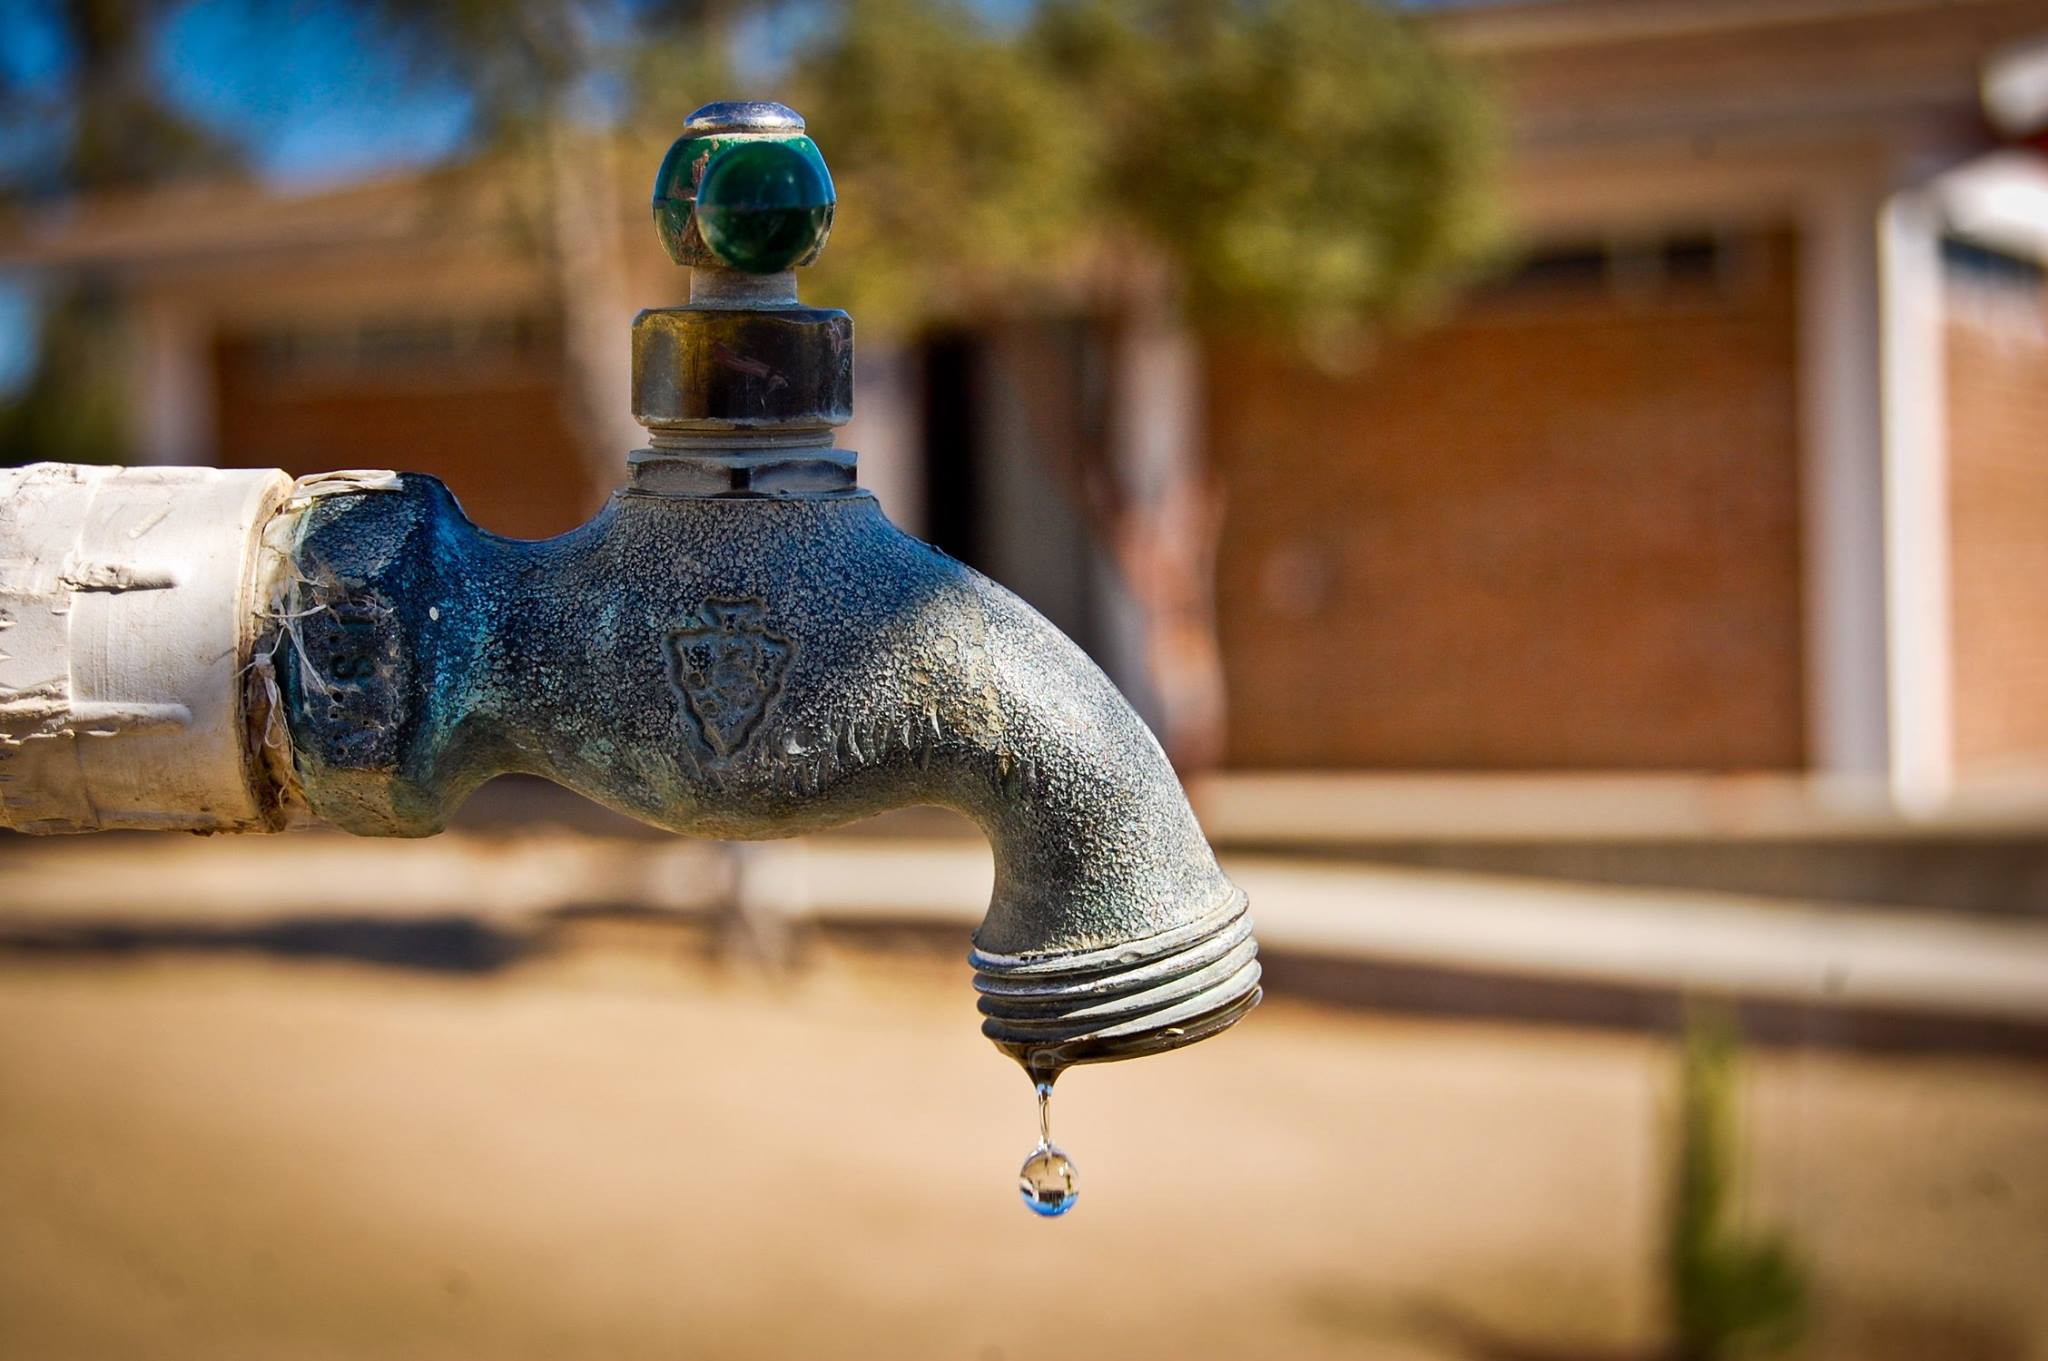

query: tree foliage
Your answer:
[0,0,248,467]
[794,0,1499,335]
[1073,0,1498,324]
[0,0,245,204]
[789,0,1095,331]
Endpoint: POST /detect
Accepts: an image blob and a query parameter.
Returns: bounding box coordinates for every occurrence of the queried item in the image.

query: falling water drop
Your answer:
[1017,1081,1079,1217]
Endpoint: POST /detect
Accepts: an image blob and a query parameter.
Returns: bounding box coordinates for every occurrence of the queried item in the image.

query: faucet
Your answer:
[0,101,1259,1080]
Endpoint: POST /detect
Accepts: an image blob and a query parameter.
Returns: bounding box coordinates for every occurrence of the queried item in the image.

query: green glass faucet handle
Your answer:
[696,141,834,274]
[651,101,836,274]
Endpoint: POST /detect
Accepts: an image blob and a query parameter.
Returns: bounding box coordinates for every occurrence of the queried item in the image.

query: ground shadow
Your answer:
[1401,1298,1656,1361]
[0,915,535,974]
[1297,1284,1656,1361]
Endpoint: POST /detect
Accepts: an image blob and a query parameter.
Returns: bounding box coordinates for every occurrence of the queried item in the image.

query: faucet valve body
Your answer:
[271,470,1258,1074]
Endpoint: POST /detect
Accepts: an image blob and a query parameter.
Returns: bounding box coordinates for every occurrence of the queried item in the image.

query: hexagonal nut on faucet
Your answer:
[652,101,836,274]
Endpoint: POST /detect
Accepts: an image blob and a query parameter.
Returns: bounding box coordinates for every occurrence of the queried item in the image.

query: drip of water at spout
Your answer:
[1017,1080,1079,1218]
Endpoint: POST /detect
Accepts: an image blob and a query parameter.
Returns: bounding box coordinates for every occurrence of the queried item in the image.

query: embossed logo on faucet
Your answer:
[663,598,793,763]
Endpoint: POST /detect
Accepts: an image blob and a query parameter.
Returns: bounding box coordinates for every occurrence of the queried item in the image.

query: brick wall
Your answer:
[212,319,599,541]
[1946,295,2048,774]
[1205,234,1806,771]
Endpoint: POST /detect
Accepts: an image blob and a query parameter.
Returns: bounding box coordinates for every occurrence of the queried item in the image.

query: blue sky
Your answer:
[1,0,476,391]
[158,1,474,189]
[3,0,475,190]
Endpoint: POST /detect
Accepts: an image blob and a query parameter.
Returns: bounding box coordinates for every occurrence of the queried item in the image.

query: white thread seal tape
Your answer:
[0,462,292,832]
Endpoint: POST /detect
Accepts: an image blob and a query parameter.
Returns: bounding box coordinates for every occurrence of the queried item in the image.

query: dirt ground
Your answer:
[0,931,2043,1361]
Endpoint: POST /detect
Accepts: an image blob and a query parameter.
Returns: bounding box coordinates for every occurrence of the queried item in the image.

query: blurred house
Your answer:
[4,0,2047,815]
[1214,0,2048,808]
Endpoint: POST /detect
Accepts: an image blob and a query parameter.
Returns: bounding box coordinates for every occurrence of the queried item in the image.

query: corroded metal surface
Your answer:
[277,478,1258,1072]
[631,305,852,432]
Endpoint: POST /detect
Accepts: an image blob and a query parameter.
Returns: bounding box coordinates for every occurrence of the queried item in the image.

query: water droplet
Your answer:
[1017,1081,1079,1217]
[1019,1144,1079,1217]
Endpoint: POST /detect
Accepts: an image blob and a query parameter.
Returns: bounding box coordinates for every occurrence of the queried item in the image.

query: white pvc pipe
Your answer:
[0,462,290,832]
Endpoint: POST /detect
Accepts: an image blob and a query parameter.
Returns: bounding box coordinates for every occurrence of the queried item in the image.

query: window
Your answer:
[241,312,560,384]
[1482,229,1751,304]
[1942,234,2047,339]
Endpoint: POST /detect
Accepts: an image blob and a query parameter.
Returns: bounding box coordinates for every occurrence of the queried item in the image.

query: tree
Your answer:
[0,0,247,467]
